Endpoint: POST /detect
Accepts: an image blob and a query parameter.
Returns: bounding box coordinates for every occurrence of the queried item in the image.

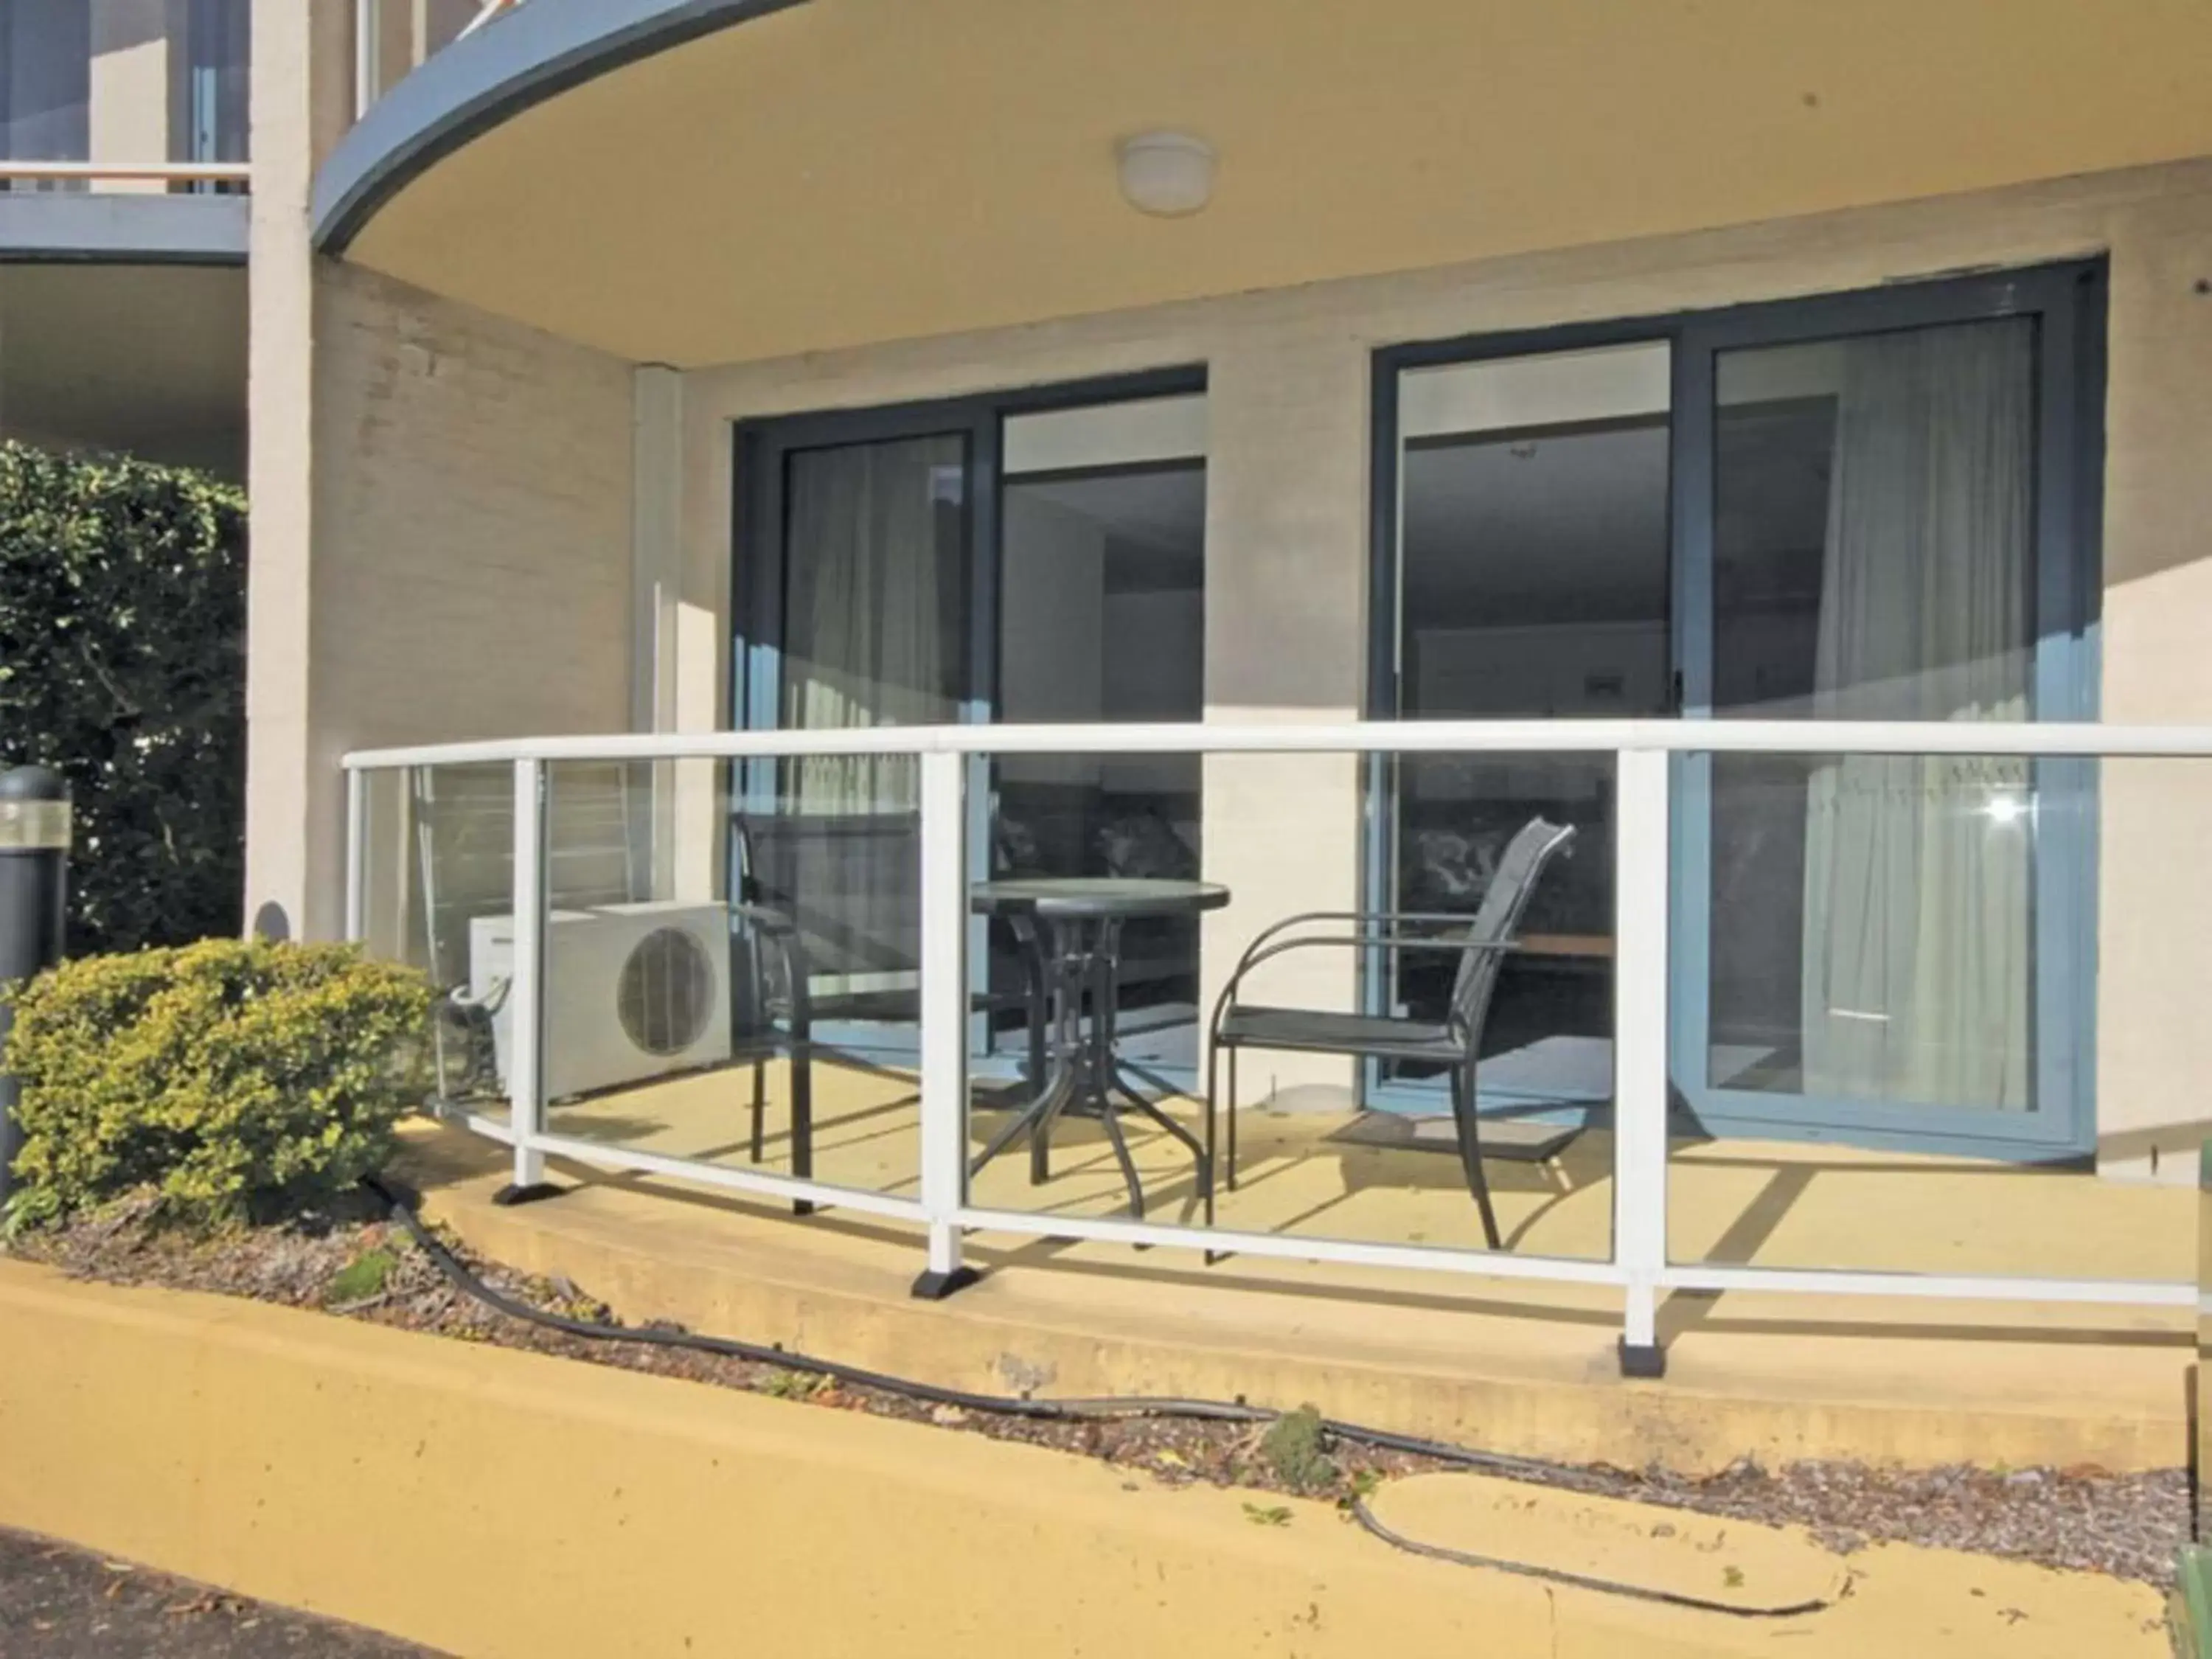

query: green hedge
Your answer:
[1,940,435,1230]
[0,442,246,953]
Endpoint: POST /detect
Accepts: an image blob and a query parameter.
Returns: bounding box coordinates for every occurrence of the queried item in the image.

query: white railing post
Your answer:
[1613,745,1671,1377]
[344,768,368,943]
[354,0,383,116]
[912,748,976,1298]
[498,757,550,1201]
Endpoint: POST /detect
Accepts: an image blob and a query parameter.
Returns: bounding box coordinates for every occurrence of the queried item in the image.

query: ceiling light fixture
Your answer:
[1117,131,1216,218]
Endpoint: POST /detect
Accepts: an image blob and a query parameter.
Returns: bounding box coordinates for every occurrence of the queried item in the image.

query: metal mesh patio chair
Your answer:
[1205,817,1577,1251]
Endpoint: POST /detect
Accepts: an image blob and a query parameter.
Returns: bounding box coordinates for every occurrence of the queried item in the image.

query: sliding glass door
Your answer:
[1671,268,2099,1155]
[1373,341,1676,1116]
[735,375,1208,1067]
[737,415,978,1051]
[1375,262,2100,1155]
[995,395,1209,1074]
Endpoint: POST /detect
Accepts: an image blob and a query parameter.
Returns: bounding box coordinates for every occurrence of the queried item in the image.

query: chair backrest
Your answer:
[1447,817,1577,1037]
[733,810,922,978]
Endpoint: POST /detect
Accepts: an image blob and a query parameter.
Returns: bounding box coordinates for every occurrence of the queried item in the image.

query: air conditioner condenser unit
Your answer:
[469,902,733,1101]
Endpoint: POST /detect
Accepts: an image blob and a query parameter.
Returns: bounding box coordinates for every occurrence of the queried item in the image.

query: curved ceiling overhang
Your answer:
[308,0,2212,369]
[313,0,803,254]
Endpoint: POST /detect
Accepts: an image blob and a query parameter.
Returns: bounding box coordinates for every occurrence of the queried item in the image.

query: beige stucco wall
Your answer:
[245,259,636,942]
[669,158,2212,1150]
[246,0,638,945]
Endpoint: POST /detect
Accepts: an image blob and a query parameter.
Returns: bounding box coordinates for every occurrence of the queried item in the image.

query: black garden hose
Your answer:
[359,1174,1833,1619]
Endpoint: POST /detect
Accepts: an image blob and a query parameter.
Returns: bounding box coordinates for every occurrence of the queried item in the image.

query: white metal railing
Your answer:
[343,720,2212,1368]
[0,162,251,188]
[354,0,528,116]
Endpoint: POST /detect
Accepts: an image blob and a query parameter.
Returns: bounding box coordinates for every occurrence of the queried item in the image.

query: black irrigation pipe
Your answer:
[360,1175,1832,1620]
[1345,1498,1832,1618]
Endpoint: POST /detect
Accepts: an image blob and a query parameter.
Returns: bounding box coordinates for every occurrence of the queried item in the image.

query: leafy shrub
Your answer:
[1259,1404,1338,1493]
[0,443,247,954]
[1,940,434,1230]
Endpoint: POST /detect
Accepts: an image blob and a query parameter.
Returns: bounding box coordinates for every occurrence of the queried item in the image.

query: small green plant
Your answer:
[759,1369,830,1401]
[1,939,434,1231]
[1242,1503,1293,1527]
[325,1247,398,1307]
[1335,1467,1383,1518]
[1259,1405,1338,1494]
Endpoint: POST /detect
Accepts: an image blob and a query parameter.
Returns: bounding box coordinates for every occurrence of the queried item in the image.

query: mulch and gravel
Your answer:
[0,1524,439,1657]
[4,1192,2191,1590]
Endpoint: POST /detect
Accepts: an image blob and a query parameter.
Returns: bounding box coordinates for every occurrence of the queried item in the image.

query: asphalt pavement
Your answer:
[0,1526,438,1657]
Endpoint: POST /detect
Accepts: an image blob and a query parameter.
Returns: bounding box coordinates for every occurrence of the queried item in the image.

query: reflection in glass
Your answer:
[768,434,967,1020]
[994,398,1207,1067]
[1708,318,2037,1110]
[1390,343,1672,1106]
[0,0,91,184]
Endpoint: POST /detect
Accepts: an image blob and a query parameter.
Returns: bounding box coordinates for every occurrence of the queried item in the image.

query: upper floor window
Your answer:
[0,0,248,182]
[0,0,91,173]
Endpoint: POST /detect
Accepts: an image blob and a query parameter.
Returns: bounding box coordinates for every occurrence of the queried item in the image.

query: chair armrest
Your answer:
[1208,930,1521,1040]
[1228,908,1495,975]
[734,902,812,1030]
[732,902,796,936]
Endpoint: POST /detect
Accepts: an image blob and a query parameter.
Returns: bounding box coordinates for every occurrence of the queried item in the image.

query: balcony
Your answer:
[0,0,250,207]
[349,0,525,117]
[0,3,250,473]
[344,719,2208,1470]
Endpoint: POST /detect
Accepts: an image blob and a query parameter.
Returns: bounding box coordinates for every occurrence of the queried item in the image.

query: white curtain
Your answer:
[1799,320,2035,1110]
[782,437,961,816]
[775,437,960,997]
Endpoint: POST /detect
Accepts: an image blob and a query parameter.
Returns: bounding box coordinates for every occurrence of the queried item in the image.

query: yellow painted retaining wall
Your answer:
[0,1260,2163,1658]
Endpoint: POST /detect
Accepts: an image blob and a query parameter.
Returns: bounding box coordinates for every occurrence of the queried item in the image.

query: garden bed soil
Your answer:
[4,1193,2188,1590]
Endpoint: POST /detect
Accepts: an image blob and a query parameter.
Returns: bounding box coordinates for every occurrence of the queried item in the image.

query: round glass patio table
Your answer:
[968,877,1228,1219]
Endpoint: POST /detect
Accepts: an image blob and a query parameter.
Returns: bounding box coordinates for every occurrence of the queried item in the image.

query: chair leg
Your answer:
[1225,1048,1239,1192]
[749,1057,766,1164]
[1203,1039,1220,1231]
[790,1038,815,1217]
[1449,1057,1502,1252]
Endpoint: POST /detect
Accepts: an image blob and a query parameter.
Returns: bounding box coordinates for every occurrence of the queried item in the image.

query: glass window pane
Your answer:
[1707,317,2040,1110]
[1,0,91,178]
[995,398,1208,1065]
[1391,343,1672,1107]
[769,433,967,1023]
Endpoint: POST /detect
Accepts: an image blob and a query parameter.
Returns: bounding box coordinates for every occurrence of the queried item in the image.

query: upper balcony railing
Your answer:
[343,718,2212,1375]
[0,0,250,198]
[352,0,528,119]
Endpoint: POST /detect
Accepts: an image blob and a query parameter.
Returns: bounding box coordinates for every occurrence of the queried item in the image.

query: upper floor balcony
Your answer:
[0,0,250,195]
[349,0,524,119]
[0,0,251,265]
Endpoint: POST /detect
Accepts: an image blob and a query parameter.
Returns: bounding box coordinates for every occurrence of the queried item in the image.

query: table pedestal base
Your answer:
[968,915,1208,1221]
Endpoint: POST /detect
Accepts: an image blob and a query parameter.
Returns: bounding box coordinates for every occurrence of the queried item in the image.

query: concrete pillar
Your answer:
[2093,189,2212,1181]
[631,366,685,737]
[243,0,354,942]
[1200,327,1370,1108]
[632,364,703,900]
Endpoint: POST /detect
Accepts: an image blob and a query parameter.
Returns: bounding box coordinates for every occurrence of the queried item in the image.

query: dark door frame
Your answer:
[1366,259,2107,1158]
[730,366,1210,1059]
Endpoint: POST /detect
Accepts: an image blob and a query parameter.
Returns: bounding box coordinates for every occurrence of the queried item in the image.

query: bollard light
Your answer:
[0,785,71,854]
[0,765,72,1211]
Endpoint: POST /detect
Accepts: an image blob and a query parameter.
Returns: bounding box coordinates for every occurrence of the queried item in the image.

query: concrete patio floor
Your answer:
[403,1055,2197,1472]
